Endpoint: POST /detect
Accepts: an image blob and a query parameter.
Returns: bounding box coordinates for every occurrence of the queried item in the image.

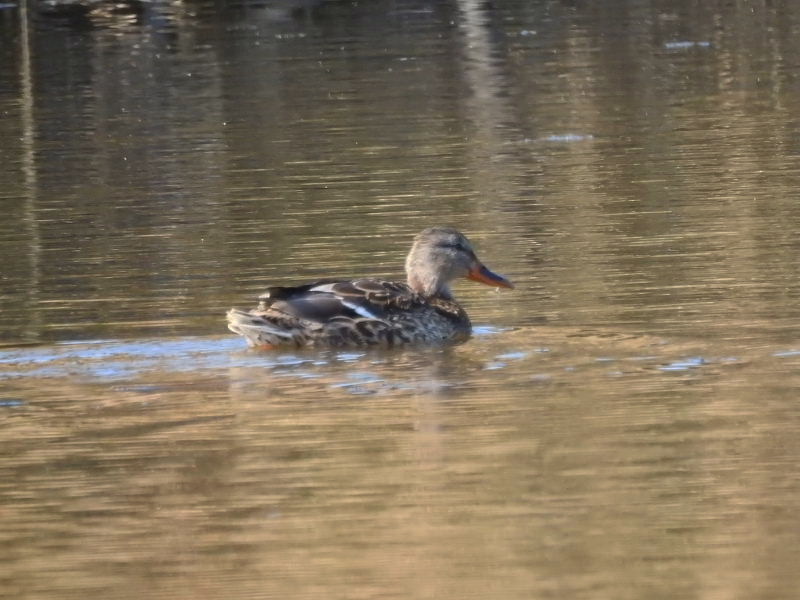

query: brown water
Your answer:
[2,1,800,598]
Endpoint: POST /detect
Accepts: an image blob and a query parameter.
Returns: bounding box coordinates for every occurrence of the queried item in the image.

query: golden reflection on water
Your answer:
[2,330,800,598]
[2,0,800,598]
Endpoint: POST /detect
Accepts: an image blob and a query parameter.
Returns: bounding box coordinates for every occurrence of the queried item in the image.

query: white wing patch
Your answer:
[310,283,338,293]
[341,300,379,319]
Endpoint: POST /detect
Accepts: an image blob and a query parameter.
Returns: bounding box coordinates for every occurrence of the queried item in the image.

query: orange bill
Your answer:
[467,263,514,289]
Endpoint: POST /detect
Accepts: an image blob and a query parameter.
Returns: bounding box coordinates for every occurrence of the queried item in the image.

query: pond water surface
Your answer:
[2,1,800,598]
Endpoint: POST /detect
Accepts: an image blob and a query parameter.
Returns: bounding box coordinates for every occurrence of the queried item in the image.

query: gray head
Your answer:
[404,226,513,298]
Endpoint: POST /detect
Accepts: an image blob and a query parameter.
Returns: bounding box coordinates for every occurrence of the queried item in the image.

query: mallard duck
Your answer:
[226,226,513,349]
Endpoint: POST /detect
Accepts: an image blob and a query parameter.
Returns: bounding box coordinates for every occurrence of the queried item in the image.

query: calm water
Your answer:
[2,0,800,598]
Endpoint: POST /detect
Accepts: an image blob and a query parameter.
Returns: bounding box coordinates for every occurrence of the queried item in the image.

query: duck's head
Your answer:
[404,226,514,298]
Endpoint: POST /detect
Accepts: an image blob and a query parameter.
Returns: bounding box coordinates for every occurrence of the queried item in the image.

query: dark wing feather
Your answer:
[256,278,417,324]
[269,297,365,322]
[258,280,338,303]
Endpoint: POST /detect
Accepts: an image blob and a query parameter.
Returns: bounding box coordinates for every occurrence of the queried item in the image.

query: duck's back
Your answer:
[226,278,471,348]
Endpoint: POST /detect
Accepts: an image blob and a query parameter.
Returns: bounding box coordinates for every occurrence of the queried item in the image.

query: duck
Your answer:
[226,226,513,349]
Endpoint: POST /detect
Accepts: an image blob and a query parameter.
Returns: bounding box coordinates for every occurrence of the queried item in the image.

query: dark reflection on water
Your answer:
[2,0,800,598]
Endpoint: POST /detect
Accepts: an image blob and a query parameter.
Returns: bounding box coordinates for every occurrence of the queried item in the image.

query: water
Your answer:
[2,0,800,598]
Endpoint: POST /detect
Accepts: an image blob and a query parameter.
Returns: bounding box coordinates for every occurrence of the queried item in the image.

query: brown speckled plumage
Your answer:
[226,227,513,349]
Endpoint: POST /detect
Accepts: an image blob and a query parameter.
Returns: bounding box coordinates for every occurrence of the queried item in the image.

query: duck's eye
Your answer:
[436,241,466,252]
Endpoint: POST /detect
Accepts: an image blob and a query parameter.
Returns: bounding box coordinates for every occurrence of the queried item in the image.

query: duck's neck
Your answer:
[407,271,453,299]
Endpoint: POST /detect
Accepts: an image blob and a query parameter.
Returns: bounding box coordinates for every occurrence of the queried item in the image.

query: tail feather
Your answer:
[226,309,300,348]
